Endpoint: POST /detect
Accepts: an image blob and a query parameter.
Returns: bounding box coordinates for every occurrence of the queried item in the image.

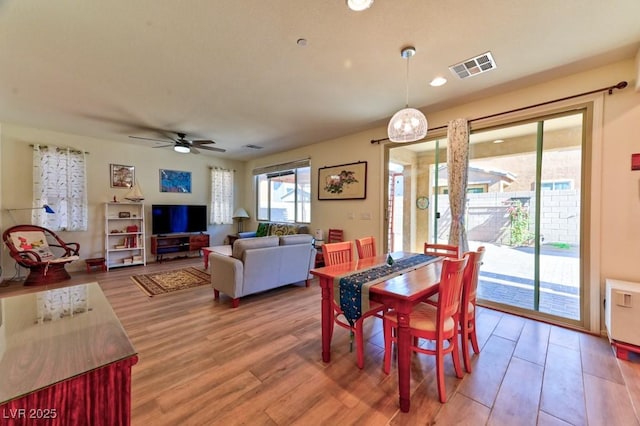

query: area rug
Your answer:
[131,267,210,297]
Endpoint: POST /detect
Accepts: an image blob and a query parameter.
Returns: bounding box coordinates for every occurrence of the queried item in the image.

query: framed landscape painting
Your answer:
[110,164,135,188]
[160,169,192,193]
[318,161,367,200]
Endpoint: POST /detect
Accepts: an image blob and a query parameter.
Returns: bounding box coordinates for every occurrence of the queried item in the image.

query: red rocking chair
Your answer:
[3,225,80,286]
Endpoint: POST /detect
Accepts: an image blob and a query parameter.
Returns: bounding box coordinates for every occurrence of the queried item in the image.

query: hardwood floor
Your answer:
[2,258,639,425]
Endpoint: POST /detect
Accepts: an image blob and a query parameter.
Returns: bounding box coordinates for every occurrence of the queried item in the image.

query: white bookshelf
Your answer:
[104,202,146,270]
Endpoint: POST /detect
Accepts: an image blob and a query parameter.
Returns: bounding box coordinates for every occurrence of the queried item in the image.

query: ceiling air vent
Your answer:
[244,144,263,150]
[449,51,497,79]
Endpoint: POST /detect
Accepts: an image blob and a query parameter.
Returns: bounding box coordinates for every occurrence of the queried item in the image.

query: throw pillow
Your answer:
[268,223,298,236]
[255,222,270,237]
[10,231,55,260]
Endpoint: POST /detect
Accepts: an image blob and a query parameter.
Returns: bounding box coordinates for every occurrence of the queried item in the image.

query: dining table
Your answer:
[310,252,444,413]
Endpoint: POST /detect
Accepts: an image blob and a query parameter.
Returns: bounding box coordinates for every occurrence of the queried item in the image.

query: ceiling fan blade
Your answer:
[191,139,216,146]
[152,144,175,149]
[196,145,226,153]
[190,147,200,154]
[129,135,174,143]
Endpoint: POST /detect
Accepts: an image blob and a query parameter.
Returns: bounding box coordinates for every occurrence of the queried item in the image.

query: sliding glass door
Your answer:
[387,109,587,326]
[467,112,583,322]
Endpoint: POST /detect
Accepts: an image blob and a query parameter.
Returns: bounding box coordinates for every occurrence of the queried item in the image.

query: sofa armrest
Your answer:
[237,231,257,239]
[210,253,244,298]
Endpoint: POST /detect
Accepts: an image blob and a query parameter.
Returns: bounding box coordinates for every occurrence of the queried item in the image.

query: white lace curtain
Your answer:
[210,167,234,224]
[447,118,470,253]
[32,145,88,231]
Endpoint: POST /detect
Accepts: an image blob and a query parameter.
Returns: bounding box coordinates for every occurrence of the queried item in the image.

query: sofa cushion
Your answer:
[232,236,279,260]
[279,234,314,246]
[255,222,270,237]
[268,223,299,236]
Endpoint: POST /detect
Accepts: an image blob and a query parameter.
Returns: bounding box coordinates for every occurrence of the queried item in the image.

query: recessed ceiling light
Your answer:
[493,139,504,144]
[296,38,307,47]
[430,76,447,87]
[346,0,373,11]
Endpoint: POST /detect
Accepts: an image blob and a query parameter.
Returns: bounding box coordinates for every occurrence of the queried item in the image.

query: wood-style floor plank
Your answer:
[488,357,544,426]
[583,373,639,426]
[540,343,586,425]
[1,258,639,425]
[513,319,550,366]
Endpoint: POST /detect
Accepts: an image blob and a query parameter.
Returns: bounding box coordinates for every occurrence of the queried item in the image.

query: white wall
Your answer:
[0,125,245,276]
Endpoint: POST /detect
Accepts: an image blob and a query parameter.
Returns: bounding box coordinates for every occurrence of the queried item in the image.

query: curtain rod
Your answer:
[29,144,90,154]
[371,80,628,145]
[209,166,236,172]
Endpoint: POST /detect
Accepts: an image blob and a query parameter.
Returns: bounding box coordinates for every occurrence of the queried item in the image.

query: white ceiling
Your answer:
[1,0,639,160]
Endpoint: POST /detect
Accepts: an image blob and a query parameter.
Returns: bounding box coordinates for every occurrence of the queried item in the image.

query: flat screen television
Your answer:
[151,204,207,235]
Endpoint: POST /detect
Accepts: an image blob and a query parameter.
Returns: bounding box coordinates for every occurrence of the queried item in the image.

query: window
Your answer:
[32,145,88,231]
[254,159,311,223]
[438,184,488,194]
[540,180,573,191]
[210,168,234,224]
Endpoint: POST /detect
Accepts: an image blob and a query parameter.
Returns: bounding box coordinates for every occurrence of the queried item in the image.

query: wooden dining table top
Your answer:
[310,251,443,300]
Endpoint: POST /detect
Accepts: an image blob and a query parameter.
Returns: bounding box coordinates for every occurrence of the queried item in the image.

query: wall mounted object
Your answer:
[318,161,367,200]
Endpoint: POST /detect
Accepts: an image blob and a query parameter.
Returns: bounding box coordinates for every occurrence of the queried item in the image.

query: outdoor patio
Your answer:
[471,242,580,320]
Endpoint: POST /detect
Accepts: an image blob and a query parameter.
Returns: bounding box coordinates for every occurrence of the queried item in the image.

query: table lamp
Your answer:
[232,208,250,233]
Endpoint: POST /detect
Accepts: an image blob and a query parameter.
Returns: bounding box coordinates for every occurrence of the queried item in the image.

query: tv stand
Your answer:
[150,234,210,262]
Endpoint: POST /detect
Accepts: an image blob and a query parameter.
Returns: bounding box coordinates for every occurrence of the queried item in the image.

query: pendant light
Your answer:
[387,46,428,143]
[346,0,373,11]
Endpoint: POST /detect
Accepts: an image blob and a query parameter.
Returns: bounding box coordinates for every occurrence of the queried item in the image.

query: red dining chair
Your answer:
[355,236,376,259]
[383,255,468,403]
[327,228,344,243]
[322,241,353,266]
[322,240,386,369]
[424,243,460,259]
[315,228,344,267]
[422,243,461,306]
[460,246,486,373]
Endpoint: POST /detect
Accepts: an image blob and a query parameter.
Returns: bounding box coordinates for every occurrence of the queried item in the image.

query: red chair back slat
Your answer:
[322,241,353,266]
[355,236,376,259]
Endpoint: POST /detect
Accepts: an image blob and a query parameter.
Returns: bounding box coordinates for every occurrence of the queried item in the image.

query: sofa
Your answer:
[209,234,316,308]
[237,222,310,239]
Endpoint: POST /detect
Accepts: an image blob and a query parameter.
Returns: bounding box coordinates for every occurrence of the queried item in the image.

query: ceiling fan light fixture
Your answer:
[388,46,428,143]
[174,145,190,154]
[346,0,373,11]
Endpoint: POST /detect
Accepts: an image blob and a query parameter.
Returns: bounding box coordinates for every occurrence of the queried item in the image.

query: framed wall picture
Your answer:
[318,161,367,200]
[110,164,135,188]
[160,169,192,193]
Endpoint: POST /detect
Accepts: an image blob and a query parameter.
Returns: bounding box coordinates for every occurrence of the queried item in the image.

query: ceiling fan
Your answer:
[129,132,225,154]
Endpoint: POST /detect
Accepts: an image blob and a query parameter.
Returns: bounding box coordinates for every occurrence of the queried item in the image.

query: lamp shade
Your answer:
[387,107,428,143]
[232,208,249,219]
